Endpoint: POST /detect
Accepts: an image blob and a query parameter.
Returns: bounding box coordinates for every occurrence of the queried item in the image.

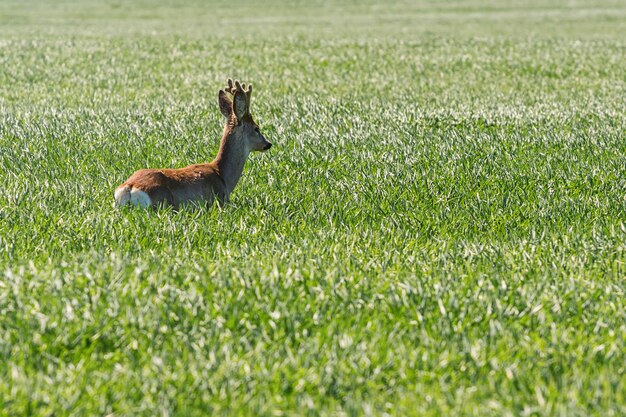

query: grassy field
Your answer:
[1,0,625,416]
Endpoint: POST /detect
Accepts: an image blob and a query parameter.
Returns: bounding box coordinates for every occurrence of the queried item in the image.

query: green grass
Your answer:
[1,1,625,416]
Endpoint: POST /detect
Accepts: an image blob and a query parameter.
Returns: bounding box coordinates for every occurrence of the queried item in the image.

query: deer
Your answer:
[114,79,272,209]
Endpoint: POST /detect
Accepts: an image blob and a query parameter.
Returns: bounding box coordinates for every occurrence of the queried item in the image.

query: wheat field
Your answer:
[0,1,625,416]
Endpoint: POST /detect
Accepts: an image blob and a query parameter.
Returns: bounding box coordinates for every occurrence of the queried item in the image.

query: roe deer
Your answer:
[114,79,272,208]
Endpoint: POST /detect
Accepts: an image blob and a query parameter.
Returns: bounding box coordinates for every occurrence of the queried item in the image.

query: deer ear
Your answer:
[218,89,232,118]
[233,90,248,120]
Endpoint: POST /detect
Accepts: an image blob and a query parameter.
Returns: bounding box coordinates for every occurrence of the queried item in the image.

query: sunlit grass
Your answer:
[0,1,625,416]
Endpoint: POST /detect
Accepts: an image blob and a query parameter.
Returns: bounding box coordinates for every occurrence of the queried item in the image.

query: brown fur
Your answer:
[120,163,226,208]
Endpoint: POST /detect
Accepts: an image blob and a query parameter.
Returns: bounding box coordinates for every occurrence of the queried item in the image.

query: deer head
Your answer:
[218,79,272,152]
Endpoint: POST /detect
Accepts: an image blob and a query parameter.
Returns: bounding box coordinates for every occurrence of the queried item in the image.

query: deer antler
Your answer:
[226,79,252,104]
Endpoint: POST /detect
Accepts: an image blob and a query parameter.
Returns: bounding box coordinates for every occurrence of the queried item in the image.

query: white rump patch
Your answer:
[129,189,152,208]
[114,186,152,208]
[114,186,131,206]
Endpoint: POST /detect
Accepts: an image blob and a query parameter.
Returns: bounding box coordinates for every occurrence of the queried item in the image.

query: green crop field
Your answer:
[1,0,625,416]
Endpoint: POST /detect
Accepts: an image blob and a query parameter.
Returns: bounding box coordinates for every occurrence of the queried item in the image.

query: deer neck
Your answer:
[213,125,250,194]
